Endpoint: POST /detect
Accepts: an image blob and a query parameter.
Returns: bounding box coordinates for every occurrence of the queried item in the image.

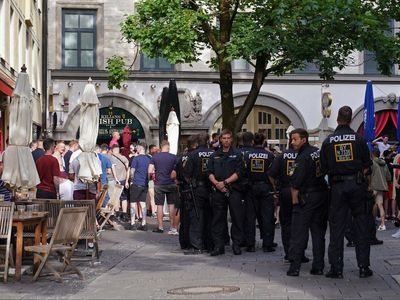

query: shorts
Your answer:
[374,191,384,205]
[154,184,178,206]
[130,185,148,203]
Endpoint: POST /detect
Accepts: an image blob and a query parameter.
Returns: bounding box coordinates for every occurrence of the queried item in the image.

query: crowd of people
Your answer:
[1,105,400,279]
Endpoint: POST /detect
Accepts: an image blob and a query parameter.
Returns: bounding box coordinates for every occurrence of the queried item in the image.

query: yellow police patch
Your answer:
[250,159,264,173]
[334,143,354,162]
[287,160,295,176]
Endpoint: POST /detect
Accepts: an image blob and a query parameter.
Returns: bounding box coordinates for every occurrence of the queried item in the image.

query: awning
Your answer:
[0,70,15,96]
[0,79,13,96]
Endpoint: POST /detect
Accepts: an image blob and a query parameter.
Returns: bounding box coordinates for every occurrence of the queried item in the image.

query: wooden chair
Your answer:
[24,207,88,282]
[97,184,124,231]
[96,185,108,212]
[23,199,62,240]
[62,200,98,265]
[0,202,15,283]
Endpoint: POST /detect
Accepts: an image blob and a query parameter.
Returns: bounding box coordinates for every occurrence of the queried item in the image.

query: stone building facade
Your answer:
[0,0,44,151]
[47,0,400,149]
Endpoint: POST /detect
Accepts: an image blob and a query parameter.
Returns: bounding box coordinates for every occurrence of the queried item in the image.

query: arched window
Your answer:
[212,105,291,149]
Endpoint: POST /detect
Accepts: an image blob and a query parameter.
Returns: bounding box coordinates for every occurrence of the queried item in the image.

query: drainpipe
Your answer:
[41,0,48,137]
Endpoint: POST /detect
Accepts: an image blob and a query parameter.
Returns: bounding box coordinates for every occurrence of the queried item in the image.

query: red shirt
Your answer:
[36,154,61,193]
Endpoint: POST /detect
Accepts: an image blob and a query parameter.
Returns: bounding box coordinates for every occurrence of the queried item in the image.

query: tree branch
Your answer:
[264,59,293,77]
[187,0,222,53]
[228,0,240,36]
[234,55,268,133]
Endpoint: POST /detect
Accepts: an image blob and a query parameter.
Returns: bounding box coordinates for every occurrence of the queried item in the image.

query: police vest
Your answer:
[245,148,273,181]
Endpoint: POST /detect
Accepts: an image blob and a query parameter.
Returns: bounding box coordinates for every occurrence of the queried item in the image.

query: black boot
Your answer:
[359,267,373,278]
[287,264,300,276]
[210,248,225,256]
[325,268,343,279]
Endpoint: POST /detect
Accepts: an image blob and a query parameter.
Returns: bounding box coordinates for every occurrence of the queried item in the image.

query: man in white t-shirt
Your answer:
[373,135,391,157]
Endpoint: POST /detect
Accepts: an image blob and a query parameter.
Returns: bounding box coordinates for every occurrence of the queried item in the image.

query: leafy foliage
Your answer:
[107,0,400,131]
[106,55,128,90]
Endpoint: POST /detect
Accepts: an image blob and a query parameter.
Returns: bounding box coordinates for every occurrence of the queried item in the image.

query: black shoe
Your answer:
[287,265,300,277]
[272,242,278,248]
[210,248,225,256]
[184,249,203,255]
[325,269,343,279]
[152,228,164,233]
[263,246,276,252]
[232,245,242,255]
[128,224,137,231]
[359,267,373,278]
[301,256,310,263]
[137,224,147,231]
[225,240,230,246]
[310,268,324,275]
[346,241,356,247]
[370,239,383,245]
[246,246,255,252]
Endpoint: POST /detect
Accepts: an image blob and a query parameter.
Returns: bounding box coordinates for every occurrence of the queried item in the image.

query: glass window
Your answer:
[140,53,173,71]
[232,59,249,72]
[62,10,96,69]
[364,20,395,75]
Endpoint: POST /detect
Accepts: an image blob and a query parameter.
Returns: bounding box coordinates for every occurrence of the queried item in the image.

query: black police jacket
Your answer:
[206,147,244,182]
[176,149,194,185]
[268,148,297,187]
[320,124,372,176]
[291,143,326,191]
[244,146,274,182]
[184,145,214,184]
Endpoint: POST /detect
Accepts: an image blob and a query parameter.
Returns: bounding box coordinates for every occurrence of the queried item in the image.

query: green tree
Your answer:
[108,0,399,133]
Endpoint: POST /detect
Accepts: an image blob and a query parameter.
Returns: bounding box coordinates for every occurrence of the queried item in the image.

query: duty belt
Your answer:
[251,181,268,185]
[194,181,208,187]
[331,174,358,182]
[303,186,326,193]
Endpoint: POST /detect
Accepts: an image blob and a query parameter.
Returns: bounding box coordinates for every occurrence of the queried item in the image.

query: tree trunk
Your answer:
[234,56,268,133]
[219,58,235,132]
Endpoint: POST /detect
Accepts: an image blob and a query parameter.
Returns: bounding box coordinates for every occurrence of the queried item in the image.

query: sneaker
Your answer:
[168,229,179,235]
[152,228,164,233]
[392,229,400,238]
[378,225,386,231]
[137,224,147,231]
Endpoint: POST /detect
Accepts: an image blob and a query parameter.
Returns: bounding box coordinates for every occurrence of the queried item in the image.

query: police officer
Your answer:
[287,128,328,277]
[184,133,215,254]
[207,129,245,256]
[320,106,373,278]
[176,135,198,250]
[244,132,275,252]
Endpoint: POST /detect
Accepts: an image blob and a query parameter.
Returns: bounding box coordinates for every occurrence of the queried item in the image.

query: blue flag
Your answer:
[363,80,375,152]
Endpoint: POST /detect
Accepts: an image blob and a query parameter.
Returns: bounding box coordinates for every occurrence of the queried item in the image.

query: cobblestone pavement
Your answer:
[2,217,400,300]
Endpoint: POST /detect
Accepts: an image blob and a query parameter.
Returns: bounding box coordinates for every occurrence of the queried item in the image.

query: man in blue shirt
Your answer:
[129,144,151,231]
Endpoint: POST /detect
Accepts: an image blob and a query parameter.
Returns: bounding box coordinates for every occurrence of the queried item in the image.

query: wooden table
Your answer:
[12,212,48,281]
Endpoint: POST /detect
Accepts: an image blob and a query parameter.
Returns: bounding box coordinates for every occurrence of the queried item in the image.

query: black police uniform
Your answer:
[243,146,275,250]
[184,145,215,251]
[320,124,372,275]
[175,150,192,250]
[207,147,245,253]
[288,143,328,274]
[268,148,302,259]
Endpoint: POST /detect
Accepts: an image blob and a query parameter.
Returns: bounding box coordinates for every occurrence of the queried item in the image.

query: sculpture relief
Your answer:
[183,90,202,122]
[156,89,202,122]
